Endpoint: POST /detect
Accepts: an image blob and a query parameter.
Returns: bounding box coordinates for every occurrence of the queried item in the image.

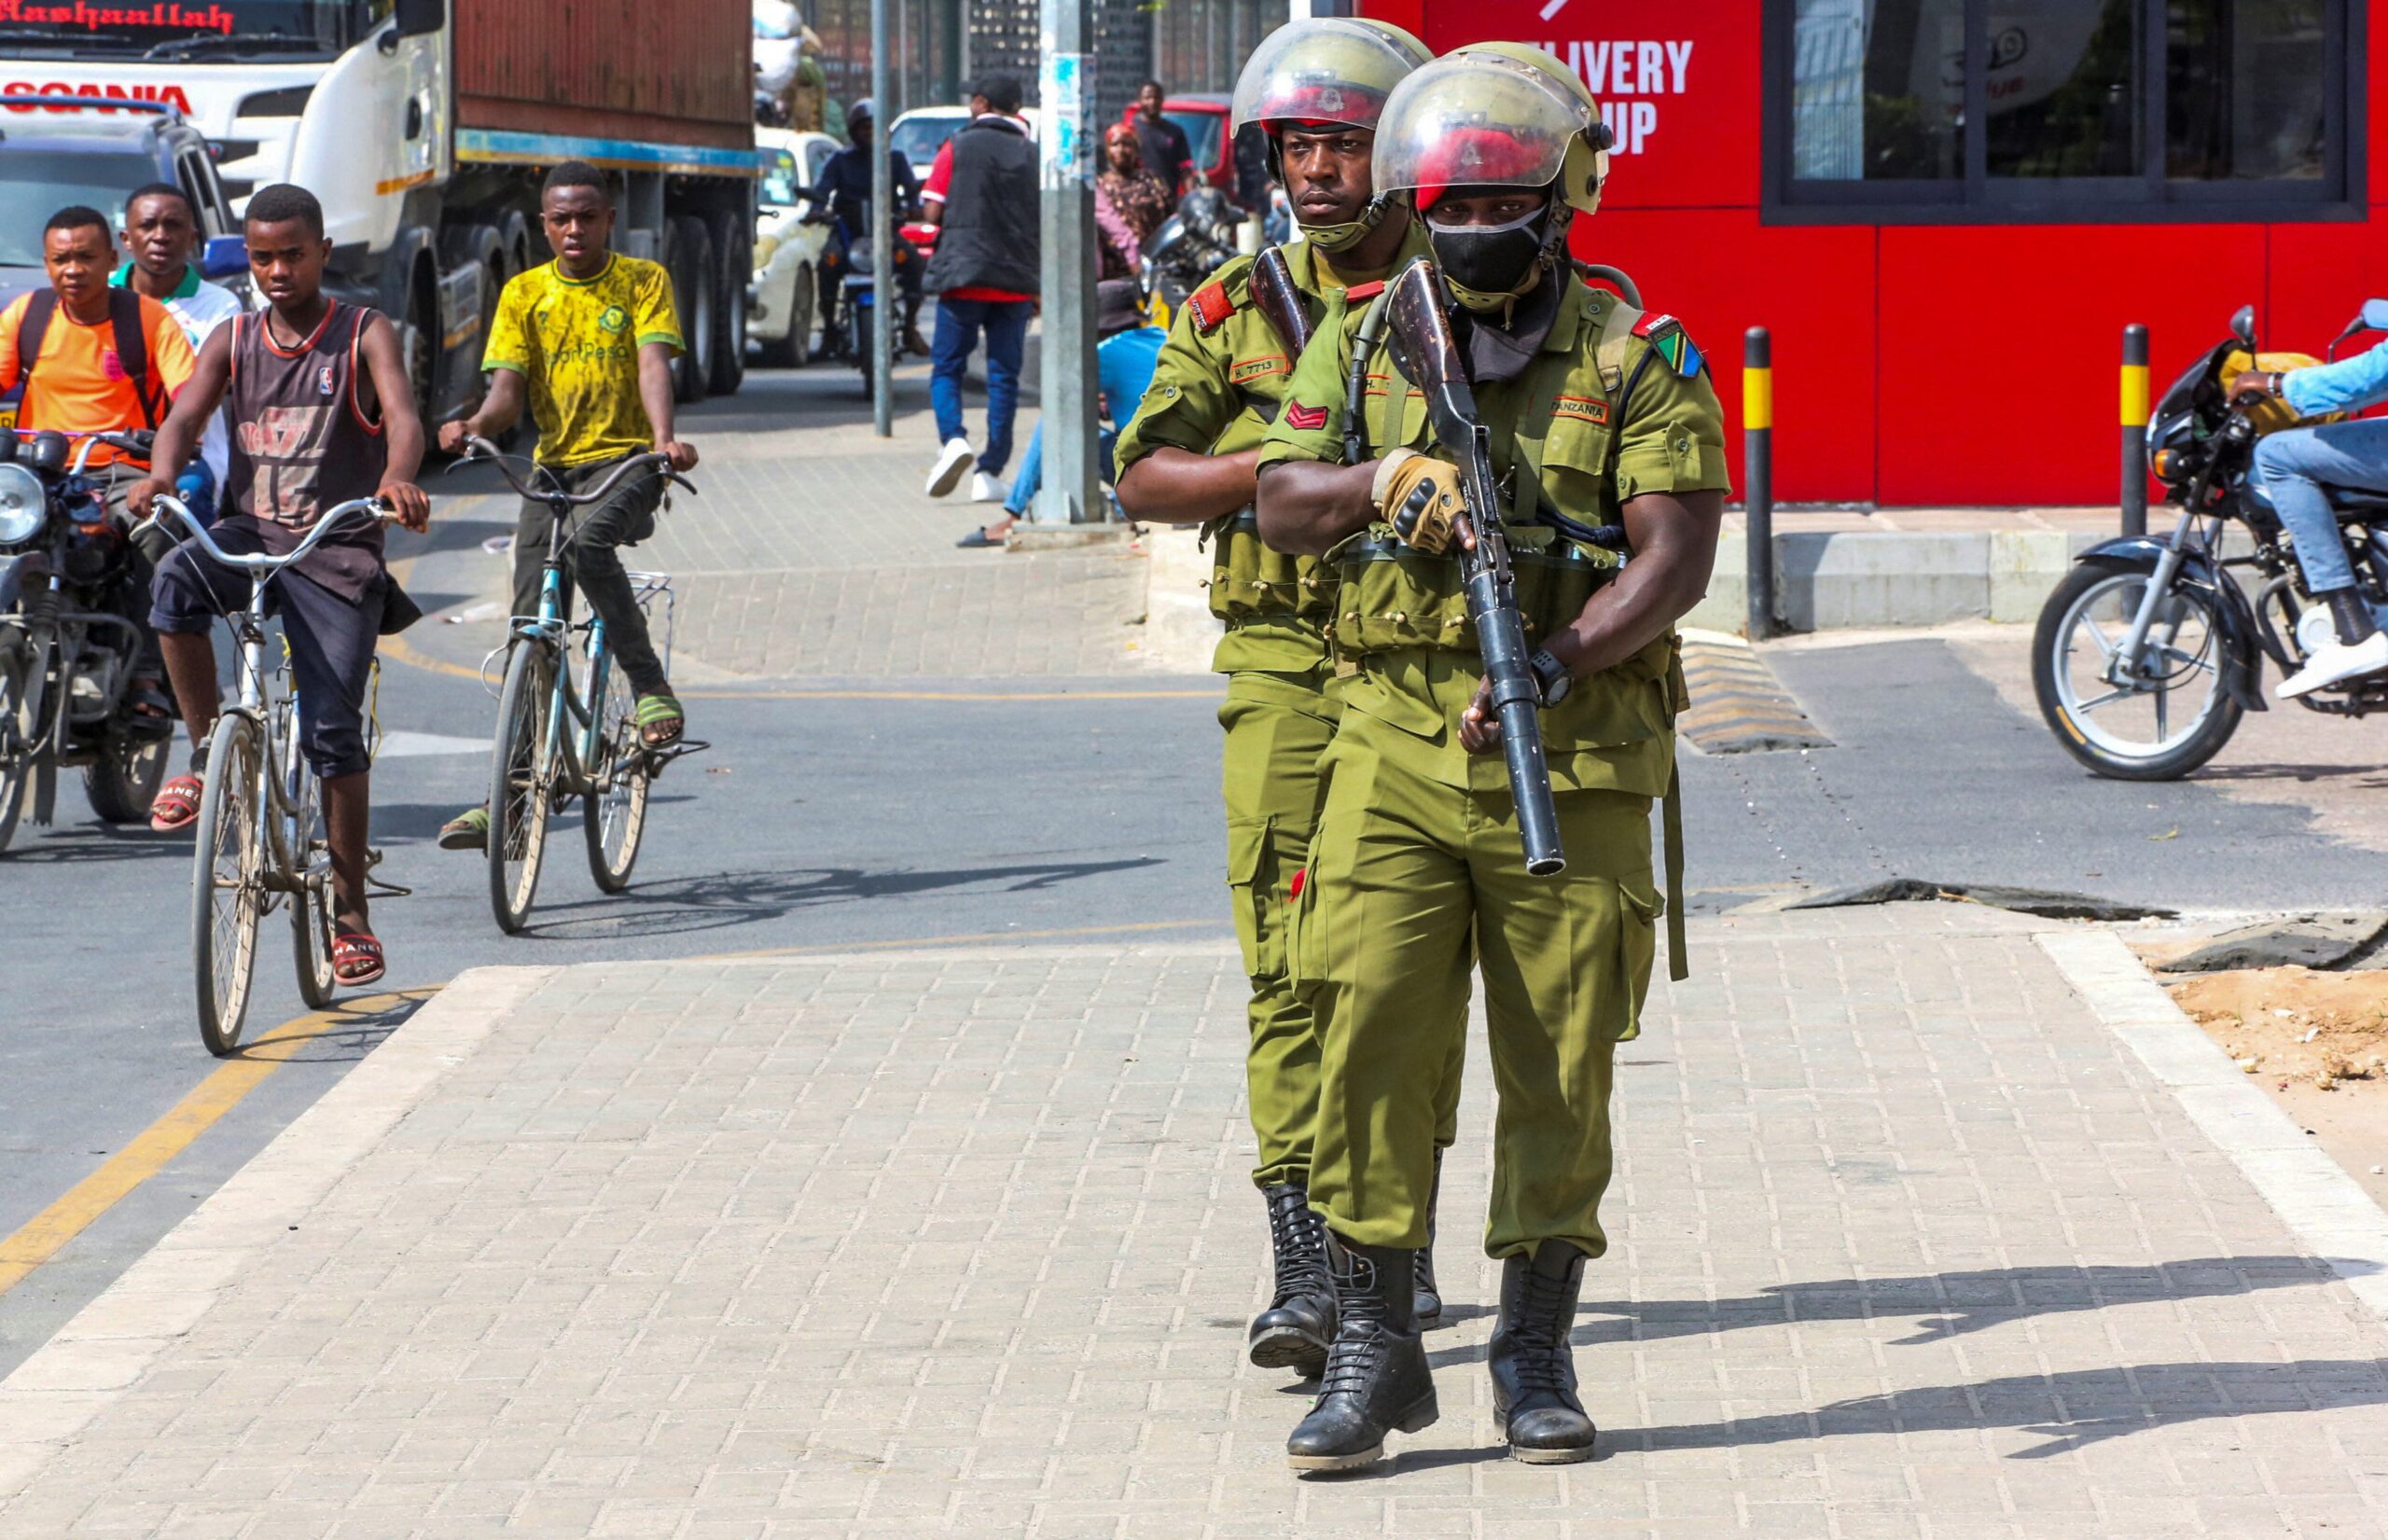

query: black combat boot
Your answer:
[1488,1239,1597,1463]
[1285,1236,1437,1473]
[1414,1149,1444,1326]
[1248,1184,1334,1377]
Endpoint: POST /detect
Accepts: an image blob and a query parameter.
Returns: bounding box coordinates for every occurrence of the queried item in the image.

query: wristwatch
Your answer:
[1529,647,1573,708]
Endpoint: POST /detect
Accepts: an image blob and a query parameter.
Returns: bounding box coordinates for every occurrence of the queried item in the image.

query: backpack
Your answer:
[15,288,163,429]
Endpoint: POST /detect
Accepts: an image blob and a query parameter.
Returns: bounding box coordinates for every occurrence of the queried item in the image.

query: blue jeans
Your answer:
[1002,423,1118,517]
[930,297,1033,478]
[2251,418,2388,593]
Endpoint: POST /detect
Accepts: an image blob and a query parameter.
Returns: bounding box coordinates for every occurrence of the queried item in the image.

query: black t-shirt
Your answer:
[1134,115,1193,195]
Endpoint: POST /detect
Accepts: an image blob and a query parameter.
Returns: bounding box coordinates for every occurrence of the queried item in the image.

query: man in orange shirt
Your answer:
[0,204,198,728]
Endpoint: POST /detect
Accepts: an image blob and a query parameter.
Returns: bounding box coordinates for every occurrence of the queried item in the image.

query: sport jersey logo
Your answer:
[237,403,328,459]
[1283,401,1329,432]
[598,305,630,335]
[316,365,336,396]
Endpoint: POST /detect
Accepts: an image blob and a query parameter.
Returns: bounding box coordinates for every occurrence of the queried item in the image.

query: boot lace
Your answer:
[1508,1265,1575,1394]
[1265,1188,1330,1308]
[1318,1252,1390,1397]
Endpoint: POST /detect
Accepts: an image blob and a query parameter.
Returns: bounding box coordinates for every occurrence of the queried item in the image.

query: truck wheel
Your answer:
[666,216,715,405]
[708,212,746,396]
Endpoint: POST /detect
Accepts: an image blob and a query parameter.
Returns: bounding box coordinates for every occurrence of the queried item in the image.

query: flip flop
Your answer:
[330,932,386,987]
[149,773,203,832]
[635,692,685,748]
[125,678,179,741]
[437,807,489,851]
[955,528,1003,549]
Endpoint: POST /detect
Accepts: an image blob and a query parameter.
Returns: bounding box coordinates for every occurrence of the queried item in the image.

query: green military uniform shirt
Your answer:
[1115,226,1435,675]
[1258,271,1729,798]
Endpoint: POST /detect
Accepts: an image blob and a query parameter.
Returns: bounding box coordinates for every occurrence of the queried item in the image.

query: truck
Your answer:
[0,0,758,415]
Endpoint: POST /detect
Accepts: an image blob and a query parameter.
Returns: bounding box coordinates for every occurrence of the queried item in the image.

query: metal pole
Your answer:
[2120,323,2149,537]
[1743,326,1775,641]
[869,0,894,437]
[1033,0,1099,524]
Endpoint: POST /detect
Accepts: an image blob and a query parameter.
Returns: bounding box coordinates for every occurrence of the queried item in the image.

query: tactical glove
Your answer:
[1370,448,1464,555]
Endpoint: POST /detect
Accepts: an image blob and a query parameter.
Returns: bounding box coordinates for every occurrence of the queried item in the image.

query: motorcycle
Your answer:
[1140,186,1242,328]
[828,224,909,396]
[2034,302,2384,780]
[0,428,174,853]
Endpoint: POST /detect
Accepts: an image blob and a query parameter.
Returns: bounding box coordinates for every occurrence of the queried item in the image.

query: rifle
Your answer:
[1244,243,1314,367]
[1381,257,1565,877]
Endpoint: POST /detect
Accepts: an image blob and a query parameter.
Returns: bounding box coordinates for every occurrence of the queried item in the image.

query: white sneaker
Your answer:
[925,437,975,498]
[971,470,1009,504]
[2278,630,2388,699]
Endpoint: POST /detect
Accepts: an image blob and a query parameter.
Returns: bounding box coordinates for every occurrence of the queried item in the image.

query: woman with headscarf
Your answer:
[1100,123,1173,249]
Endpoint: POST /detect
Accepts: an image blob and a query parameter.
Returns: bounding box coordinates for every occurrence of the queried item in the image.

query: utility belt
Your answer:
[1204,508,1336,623]
[1328,523,1621,659]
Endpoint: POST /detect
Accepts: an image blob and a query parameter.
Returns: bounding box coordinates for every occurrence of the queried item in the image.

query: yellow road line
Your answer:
[0,990,431,1300]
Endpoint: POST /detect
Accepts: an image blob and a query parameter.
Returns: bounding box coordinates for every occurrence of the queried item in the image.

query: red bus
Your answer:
[1357,0,2370,507]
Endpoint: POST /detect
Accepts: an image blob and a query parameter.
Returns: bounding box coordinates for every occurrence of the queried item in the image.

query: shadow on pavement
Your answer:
[1629,1358,2388,1460]
[490,856,1168,941]
[0,825,182,864]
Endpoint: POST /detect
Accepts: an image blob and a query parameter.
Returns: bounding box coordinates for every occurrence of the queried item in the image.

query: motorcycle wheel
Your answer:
[2034,562,2244,781]
[0,643,30,854]
[84,732,170,824]
[855,305,876,397]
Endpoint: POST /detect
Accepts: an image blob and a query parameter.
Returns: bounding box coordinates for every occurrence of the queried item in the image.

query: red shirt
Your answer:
[923,117,1036,304]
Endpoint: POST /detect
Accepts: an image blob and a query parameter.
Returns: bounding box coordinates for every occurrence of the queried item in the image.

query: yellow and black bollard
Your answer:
[2121,324,2149,537]
[1744,326,1774,640]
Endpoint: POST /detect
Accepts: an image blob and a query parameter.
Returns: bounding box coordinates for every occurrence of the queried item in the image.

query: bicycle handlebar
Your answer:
[451,437,697,504]
[135,494,396,574]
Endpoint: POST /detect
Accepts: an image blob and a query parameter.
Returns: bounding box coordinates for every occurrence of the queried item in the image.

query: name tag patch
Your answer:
[1554,395,1611,425]
[1231,355,1286,385]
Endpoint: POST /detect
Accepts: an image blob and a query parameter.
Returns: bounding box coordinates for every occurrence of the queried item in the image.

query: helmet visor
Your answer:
[1229,19,1424,132]
[1373,55,1590,209]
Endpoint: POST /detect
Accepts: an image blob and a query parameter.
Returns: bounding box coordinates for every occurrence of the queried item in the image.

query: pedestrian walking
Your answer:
[1252,44,1729,1472]
[1113,18,1452,1387]
[921,74,1037,506]
[1132,79,1195,199]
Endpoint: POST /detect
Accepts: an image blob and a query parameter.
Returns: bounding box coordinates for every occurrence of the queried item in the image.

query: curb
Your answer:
[0,965,560,1501]
[2037,930,2388,1321]
[1686,527,2113,633]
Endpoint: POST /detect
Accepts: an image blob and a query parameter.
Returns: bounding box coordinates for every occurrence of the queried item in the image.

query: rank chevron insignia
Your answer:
[1283,401,1330,432]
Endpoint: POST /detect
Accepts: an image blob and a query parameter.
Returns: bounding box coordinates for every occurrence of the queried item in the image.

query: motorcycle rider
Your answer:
[2239,345,2388,697]
[1113,17,1460,1384]
[807,98,928,358]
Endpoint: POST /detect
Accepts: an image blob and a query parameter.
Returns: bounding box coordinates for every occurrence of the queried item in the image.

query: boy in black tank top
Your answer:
[127,184,433,990]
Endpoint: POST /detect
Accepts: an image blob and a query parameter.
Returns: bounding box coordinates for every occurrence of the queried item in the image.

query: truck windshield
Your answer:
[0,0,370,60]
[0,150,154,265]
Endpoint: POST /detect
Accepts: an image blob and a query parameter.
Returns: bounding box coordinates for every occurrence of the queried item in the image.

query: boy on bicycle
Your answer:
[126,183,432,989]
[436,160,698,853]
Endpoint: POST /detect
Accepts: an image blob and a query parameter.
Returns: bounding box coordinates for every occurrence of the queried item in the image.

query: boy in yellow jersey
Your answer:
[436,160,699,851]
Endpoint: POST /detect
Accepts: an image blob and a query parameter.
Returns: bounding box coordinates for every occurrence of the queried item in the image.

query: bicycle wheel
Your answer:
[0,641,32,854]
[582,653,651,893]
[486,640,557,934]
[191,713,264,1056]
[284,719,337,1008]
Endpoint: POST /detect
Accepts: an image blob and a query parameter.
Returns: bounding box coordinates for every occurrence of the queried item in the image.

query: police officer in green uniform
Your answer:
[1113,18,1465,1380]
[1253,44,1729,1471]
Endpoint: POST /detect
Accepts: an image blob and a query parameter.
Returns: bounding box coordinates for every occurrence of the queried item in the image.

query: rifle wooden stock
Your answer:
[1246,244,1314,359]
[1381,259,1564,877]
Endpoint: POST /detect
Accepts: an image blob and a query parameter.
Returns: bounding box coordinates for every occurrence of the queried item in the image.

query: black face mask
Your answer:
[1426,207,1546,307]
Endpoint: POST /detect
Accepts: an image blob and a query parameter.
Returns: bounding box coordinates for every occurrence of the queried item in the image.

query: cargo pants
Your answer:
[1297,709,1660,1258]
[1222,667,1463,1189]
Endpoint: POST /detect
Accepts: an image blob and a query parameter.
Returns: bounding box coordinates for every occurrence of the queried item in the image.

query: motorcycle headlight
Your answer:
[0,463,43,545]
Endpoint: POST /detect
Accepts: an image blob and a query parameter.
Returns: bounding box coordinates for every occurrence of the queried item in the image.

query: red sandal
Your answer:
[150,774,203,832]
[330,933,386,987]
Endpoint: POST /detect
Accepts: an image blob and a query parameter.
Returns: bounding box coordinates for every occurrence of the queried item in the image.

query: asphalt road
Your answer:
[7,376,2388,1375]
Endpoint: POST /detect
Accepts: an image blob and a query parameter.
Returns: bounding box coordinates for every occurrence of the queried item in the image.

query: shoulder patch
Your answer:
[1633,312,1703,378]
[1188,281,1236,335]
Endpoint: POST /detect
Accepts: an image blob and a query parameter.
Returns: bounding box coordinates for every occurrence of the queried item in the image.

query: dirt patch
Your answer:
[2165,966,2388,1208]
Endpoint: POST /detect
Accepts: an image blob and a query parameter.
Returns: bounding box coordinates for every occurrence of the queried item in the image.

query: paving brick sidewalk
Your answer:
[7,908,2388,1537]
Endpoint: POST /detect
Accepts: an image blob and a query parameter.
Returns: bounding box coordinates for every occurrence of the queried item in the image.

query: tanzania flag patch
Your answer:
[1554,395,1611,425]
[1283,401,1331,432]
[1632,312,1704,378]
[1231,354,1287,385]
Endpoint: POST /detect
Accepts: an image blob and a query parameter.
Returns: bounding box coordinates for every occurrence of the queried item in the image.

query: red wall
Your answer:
[1370,0,2383,508]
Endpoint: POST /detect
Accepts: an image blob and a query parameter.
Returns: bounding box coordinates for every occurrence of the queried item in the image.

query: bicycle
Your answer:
[451,439,697,934]
[138,493,398,1057]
